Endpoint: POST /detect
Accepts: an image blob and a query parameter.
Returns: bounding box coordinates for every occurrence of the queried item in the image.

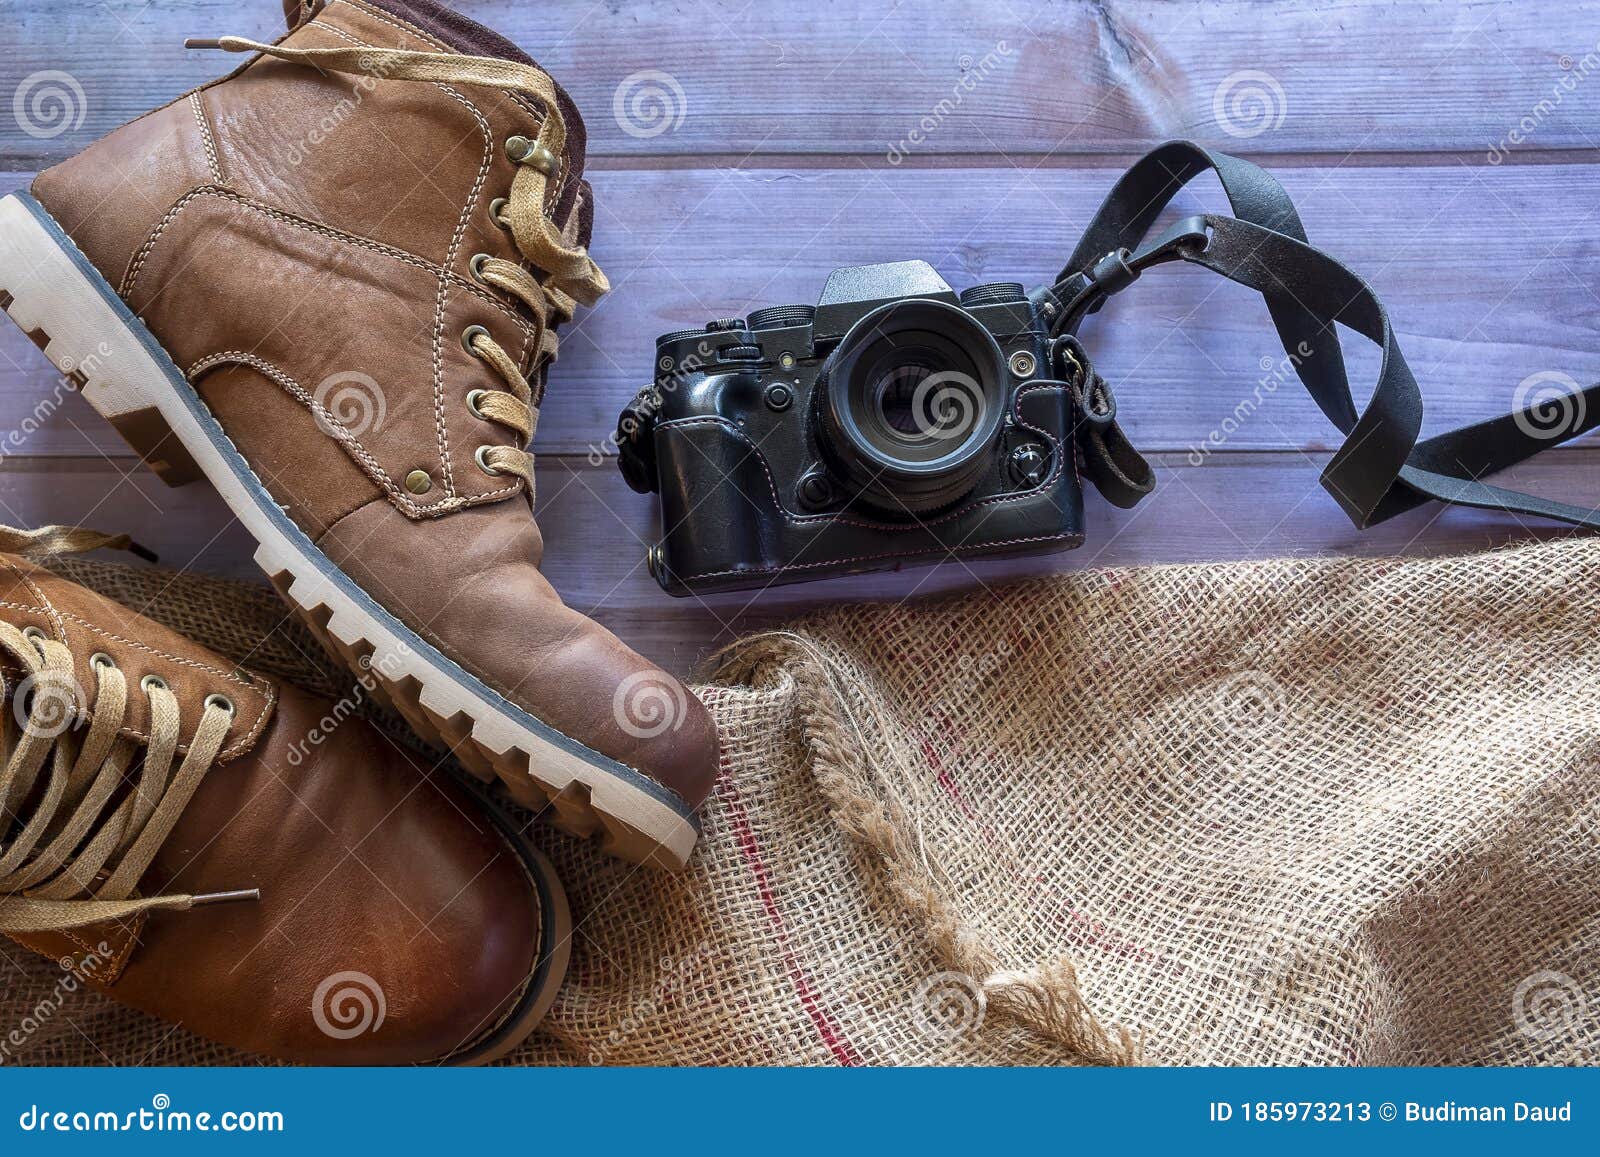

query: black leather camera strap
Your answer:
[1044,140,1600,531]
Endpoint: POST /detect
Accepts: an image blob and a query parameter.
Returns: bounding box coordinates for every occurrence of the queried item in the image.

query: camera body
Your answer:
[617,261,1083,596]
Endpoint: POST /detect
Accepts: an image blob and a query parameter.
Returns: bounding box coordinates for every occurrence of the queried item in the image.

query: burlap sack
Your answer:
[3,537,1597,1066]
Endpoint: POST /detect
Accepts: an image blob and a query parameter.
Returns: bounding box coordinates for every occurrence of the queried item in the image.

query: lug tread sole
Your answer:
[0,192,695,871]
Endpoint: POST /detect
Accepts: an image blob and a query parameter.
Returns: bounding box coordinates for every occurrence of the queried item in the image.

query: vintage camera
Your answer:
[615,261,1085,595]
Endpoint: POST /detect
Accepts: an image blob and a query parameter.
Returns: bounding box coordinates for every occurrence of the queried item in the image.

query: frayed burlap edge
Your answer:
[709,630,1140,1065]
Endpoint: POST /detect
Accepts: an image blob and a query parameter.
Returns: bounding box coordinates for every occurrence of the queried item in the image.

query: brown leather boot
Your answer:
[0,526,569,1065]
[0,0,717,868]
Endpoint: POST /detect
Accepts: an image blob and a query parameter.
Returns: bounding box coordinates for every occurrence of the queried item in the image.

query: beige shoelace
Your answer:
[0,526,257,935]
[189,34,613,491]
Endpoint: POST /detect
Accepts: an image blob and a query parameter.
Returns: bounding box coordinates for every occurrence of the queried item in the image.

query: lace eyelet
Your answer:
[505,136,559,175]
[90,652,116,673]
[140,674,169,695]
[488,197,511,229]
[203,692,236,720]
[467,389,490,420]
[22,625,48,649]
[475,444,504,476]
[469,252,491,284]
[461,325,491,356]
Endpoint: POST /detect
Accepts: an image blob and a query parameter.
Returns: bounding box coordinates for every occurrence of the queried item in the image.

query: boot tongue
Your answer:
[366,0,536,66]
[356,0,589,236]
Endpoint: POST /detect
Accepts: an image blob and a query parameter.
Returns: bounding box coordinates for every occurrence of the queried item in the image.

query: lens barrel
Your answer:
[815,299,1007,514]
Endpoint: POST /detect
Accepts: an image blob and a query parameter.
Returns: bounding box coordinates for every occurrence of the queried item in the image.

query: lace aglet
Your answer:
[190,887,261,907]
[185,37,251,53]
[128,541,159,564]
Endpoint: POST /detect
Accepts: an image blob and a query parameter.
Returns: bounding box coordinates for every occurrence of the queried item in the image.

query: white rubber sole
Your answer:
[0,190,699,870]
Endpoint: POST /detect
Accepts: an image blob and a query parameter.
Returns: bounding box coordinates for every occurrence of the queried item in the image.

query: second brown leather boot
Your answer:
[0,0,717,868]
[0,525,568,1064]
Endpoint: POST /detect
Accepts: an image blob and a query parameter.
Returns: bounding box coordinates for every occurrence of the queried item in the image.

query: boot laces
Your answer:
[189,35,614,500]
[0,525,258,935]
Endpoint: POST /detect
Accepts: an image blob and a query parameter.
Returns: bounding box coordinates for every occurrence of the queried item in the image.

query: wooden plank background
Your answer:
[2,0,1598,673]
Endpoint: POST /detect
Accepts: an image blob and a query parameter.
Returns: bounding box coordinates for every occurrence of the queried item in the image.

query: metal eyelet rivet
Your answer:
[527,144,560,176]
[505,136,559,175]
[461,325,490,356]
[469,252,492,284]
[488,197,511,229]
[22,625,48,647]
[404,469,433,495]
[475,444,503,476]
[467,389,490,420]
[90,651,116,672]
[1009,351,1037,378]
[203,692,236,719]
[140,674,169,694]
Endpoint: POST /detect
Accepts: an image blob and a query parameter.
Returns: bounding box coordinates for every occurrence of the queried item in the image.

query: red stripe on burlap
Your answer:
[719,776,864,1066]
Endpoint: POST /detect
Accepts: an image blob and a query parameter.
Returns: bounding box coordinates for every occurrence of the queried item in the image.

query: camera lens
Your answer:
[816,298,1006,514]
[871,363,940,437]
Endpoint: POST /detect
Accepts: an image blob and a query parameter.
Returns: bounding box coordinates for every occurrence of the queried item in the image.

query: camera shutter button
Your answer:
[704,318,746,332]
